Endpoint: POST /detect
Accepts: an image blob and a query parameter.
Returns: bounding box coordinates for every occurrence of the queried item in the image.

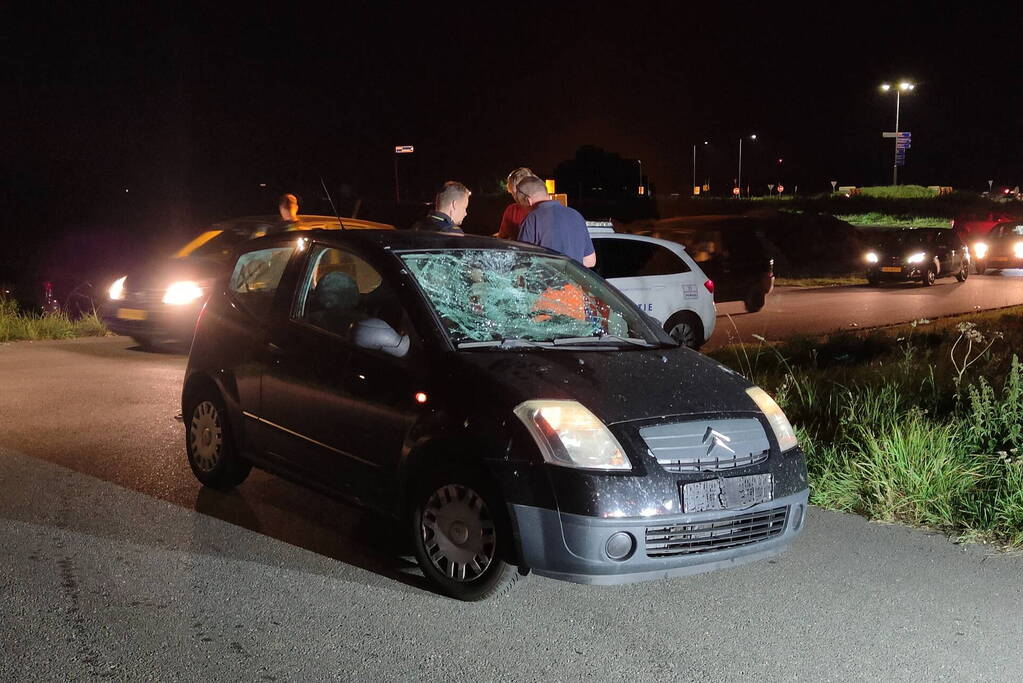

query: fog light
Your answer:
[605,532,635,561]
[791,504,805,531]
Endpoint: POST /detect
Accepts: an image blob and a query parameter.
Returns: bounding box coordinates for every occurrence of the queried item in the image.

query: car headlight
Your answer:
[906,252,926,264]
[162,280,205,305]
[108,276,127,301]
[1014,242,1023,259]
[746,386,798,452]
[974,242,988,258]
[513,400,631,471]
[865,252,879,264]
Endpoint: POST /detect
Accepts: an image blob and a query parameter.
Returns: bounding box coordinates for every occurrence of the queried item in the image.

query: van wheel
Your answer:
[922,267,936,286]
[664,312,703,350]
[743,288,767,313]
[410,470,519,601]
[184,389,251,489]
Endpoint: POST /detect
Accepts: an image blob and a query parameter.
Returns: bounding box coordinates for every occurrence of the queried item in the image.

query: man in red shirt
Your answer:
[495,167,535,239]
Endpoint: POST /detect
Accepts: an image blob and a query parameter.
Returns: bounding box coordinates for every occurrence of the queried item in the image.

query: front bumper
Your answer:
[512,488,808,585]
[100,299,204,344]
[868,265,930,281]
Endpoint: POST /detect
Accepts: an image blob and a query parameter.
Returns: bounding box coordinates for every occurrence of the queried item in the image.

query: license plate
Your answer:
[881,266,902,273]
[682,474,774,513]
[991,256,1009,262]
[117,308,148,321]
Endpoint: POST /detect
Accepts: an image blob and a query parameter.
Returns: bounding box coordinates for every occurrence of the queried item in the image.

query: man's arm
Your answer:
[583,251,596,268]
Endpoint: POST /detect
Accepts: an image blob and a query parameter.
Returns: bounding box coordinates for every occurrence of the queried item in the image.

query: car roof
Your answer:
[589,230,690,252]
[212,214,393,231]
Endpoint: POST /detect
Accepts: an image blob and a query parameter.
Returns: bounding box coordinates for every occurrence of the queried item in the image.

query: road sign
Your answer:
[882,132,897,138]
[768,184,775,192]
[395,145,414,153]
[732,187,740,196]
[693,185,701,196]
[830,180,838,191]
[777,184,784,194]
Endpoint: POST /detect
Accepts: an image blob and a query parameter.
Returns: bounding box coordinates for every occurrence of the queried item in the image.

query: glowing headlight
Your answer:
[108,276,127,301]
[974,242,988,258]
[906,252,926,264]
[865,252,879,264]
[514,400,631,470]
[1014,242,1023,259]
[162,281,204,305]
[746,386,798,452]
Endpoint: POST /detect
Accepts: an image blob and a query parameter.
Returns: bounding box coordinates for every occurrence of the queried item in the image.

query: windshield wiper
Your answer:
[550,335,657,348]
[457,338,553,349]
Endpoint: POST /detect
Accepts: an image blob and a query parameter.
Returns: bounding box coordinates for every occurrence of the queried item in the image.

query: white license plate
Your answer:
[881,266,902,273]
[117,308,148,321]
[682,474,774,513]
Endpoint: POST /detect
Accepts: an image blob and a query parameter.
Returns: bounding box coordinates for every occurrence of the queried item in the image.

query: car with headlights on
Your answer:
[101,214,391,349]
[182,230,808,601]
[863,228,970,286]
[971,220,1023,274]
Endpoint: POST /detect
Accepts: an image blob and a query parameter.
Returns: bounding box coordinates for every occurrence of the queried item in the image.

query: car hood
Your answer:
[450,344,758,425]
[124,257,225,291]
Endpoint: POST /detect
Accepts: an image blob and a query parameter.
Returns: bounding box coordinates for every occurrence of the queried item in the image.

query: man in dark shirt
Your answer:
[515,176,596,267]
[412,181,470,235]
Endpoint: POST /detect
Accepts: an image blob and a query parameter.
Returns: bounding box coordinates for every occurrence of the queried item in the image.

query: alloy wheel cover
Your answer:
[421,483,496,582]
[189,401,223,472]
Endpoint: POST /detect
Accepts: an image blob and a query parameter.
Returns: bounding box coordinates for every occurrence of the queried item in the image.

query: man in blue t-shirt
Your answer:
[515,176,596,267]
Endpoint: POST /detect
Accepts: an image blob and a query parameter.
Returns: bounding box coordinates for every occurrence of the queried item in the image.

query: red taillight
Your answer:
[703,279,714,294]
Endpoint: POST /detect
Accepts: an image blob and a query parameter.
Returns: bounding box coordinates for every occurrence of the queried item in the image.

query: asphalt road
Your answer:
[1,337,1022,681]
[706,270,1023,350]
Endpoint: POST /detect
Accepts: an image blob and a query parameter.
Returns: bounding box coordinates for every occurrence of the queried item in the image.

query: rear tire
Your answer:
[664,312,704,350]
[743,287,767,313]
[955,263,969,282]
[184,388,251,489]
[921,267,936,286]
[410,468,520,601]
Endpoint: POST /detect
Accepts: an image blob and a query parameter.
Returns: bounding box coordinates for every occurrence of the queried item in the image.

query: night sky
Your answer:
[3,2,1021,287]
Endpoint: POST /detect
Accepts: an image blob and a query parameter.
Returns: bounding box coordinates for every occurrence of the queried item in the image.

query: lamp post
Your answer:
[692,141,707,196]
[880,81,915,185]
[636,158,643,195]
[737,134,756,198]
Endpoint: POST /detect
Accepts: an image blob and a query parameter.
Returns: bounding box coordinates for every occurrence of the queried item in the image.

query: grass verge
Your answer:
[775,276,867,288]
[710,306,1023,547]
[0,297,109,343]
[835,213,951,228]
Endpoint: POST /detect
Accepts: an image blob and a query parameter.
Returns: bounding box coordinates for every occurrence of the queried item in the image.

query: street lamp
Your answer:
[692,141,708,196]
[737,134,757,198]
[880,81,915,185]
[636,159,643,195]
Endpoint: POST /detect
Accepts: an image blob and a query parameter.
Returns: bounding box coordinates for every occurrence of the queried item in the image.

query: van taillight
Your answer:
[703,279,714,294]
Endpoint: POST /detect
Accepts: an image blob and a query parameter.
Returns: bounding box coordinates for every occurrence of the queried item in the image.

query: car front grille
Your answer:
[639,418,770,473]
[645,506,788,557]
[123,289,165,307]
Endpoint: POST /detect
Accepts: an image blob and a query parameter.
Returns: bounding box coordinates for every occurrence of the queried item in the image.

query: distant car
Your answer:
[586,223,716,349]
[183,229,808,600]
[628,217,775,313]
[101,214,391,349]
[863,228,970,286]
[972,220,1023,274]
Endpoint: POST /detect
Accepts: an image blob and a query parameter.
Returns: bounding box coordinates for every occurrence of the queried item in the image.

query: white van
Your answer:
[587,223,716,349]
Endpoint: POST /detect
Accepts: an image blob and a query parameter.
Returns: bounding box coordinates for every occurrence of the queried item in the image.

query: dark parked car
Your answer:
[182,230,808,600]
[972,220,1023,274]
[101,214,391,349]
[629,217,776,312]
[863,228,970,286]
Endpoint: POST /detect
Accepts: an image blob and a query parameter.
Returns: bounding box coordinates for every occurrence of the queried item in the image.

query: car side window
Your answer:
[228,246,295,319]
[593,239,690,279]
[293,245,407,339]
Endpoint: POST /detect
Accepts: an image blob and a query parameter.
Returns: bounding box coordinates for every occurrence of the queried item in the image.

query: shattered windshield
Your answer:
[400,249,663,348]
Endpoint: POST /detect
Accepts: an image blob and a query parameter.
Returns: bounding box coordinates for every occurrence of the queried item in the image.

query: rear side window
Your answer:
[592,239,690,279]
[228,246,295,318]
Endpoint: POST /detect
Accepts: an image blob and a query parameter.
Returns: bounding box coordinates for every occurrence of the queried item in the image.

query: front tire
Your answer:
[955,263,969,282]
[975,260,986,275]
[184,389,251,489]
[664,312,704,350]
[921,267,936,286]
[410,471,519,601]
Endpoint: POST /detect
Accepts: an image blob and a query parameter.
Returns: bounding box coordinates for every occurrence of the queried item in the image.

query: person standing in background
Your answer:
[495,167,535,239]
[515,176,596,267]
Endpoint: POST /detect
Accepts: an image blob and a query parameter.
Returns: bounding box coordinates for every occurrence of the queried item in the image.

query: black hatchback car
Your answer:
[863,228,970,286]
[183,230,808,600]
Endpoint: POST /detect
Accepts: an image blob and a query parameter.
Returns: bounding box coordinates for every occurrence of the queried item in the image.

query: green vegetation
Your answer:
[854,185,940,199]
[834,213,951,228]
[775,276,866,288]
[710,307,1023,547]
[0,296,108,343]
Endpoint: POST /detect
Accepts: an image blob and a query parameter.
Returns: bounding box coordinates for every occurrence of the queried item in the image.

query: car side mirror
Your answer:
[353,318,410,358]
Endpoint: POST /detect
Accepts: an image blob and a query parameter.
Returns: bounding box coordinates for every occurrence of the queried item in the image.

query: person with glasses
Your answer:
[515,176,596,267]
